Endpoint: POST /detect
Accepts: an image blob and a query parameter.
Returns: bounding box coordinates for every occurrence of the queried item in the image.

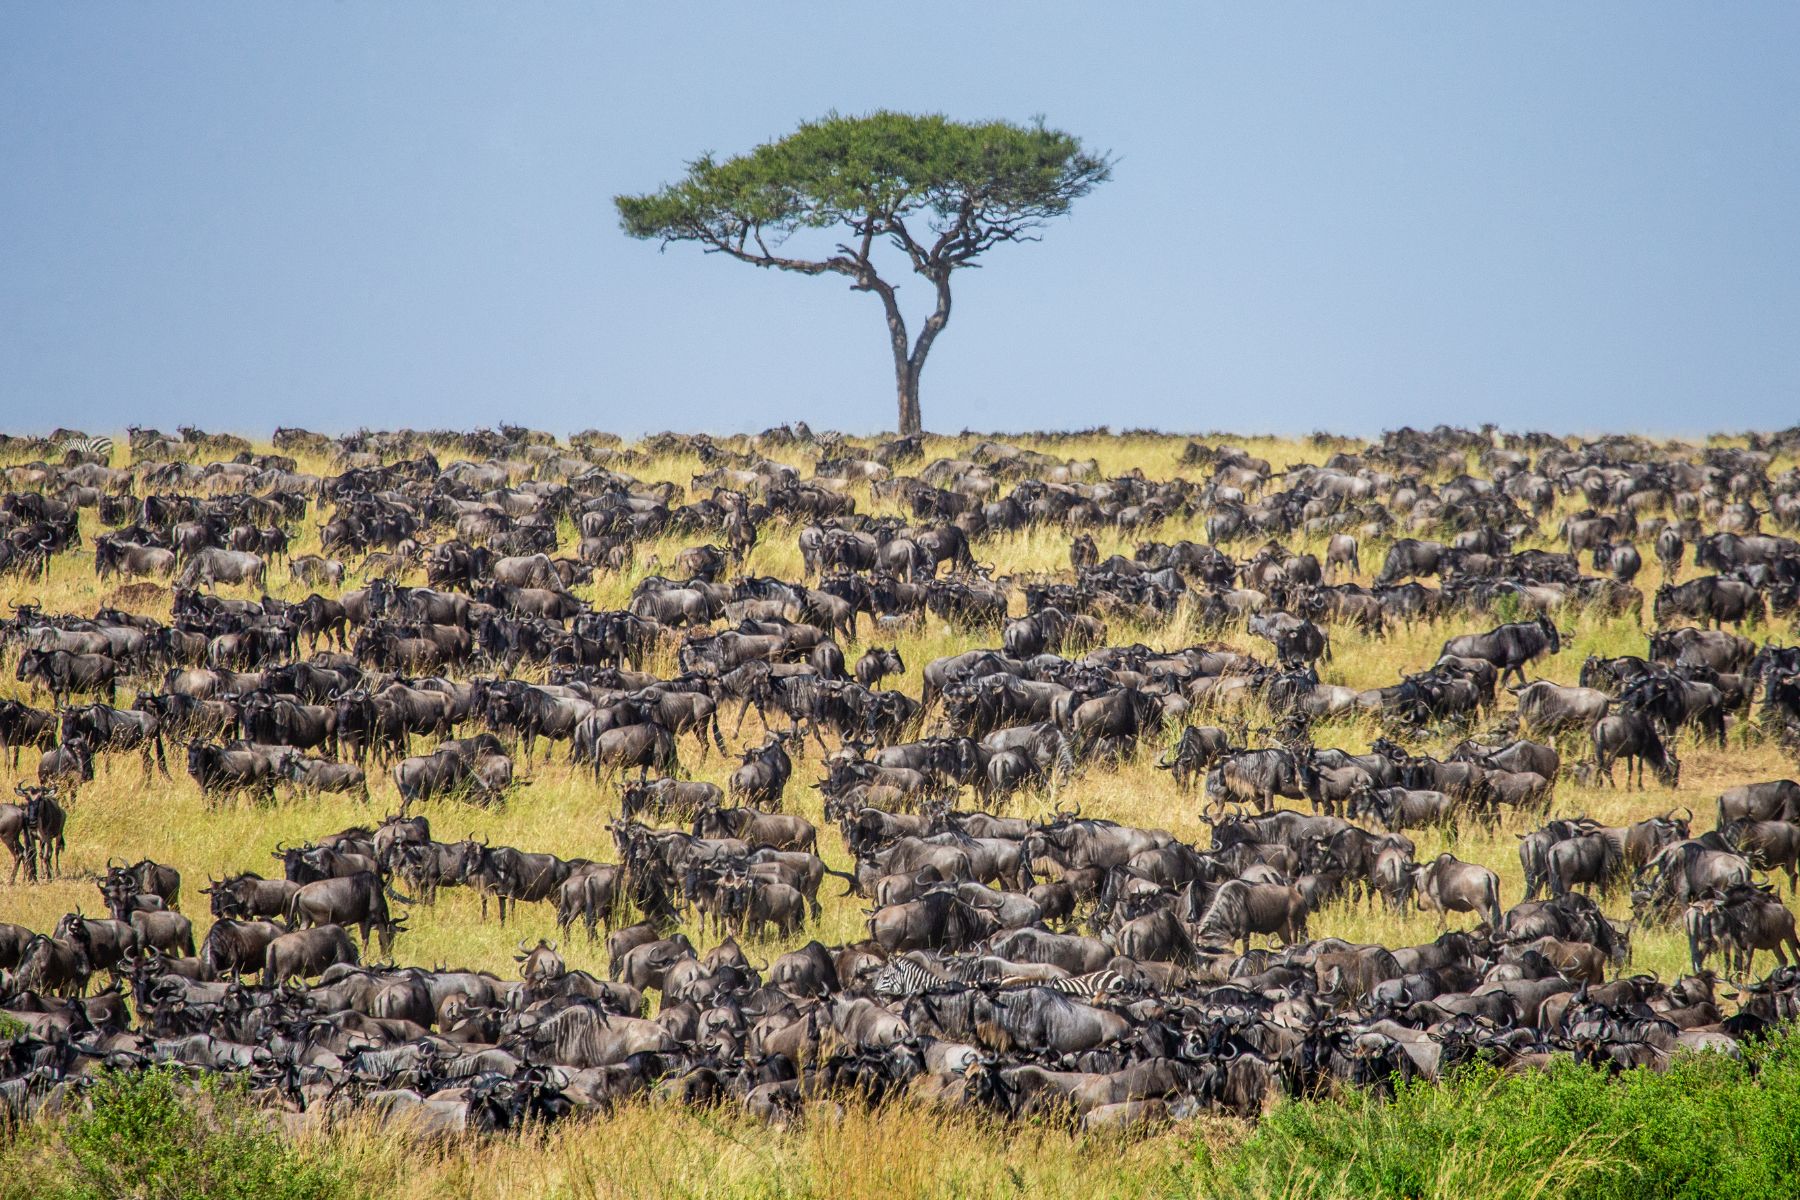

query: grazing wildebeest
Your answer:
[175,547,267,591]
[1588,712,1680,790]
[286,871,404,953]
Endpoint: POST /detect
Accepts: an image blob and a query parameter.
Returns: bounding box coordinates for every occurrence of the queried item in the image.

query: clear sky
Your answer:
[3,4,1796,439]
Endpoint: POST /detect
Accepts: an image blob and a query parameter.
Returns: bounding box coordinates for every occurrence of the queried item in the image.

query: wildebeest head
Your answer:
[516,938,565,985]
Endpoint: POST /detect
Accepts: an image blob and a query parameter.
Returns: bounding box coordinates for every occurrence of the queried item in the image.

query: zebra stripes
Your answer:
[871,956,951,997]
[872,958,1127,999]
[1037,968,1129,998]
[60,435,114,461]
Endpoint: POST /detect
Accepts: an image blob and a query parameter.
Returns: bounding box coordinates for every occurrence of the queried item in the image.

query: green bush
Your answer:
[1197,1029,1800,1200]
[56,1068,343,1200]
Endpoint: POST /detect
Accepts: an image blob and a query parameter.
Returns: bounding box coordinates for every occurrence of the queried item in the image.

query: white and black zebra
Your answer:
[870,956,955,998]
[60,435,114,462]
[1034,968,1129,998]
[874,958,1126,999]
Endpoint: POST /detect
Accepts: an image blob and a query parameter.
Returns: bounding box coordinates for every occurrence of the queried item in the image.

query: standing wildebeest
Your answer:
[286,872,404,953]
[1375,538,1446,584]
[583,723,680,787]
[1718,781,1800,827]
[1155,725,1233,790]
[855,647,906,689]
[202,872,303,921]
[0,699,57,768]
[61,703,167,776]
[1687,884,1800,977]
[185,741,279,804]
[1192,879,1308,954]
[1413,853,1503,928]
[15,648,117,708]
[1655,527,1684,581]
[1204,748,1316,815]
[730,735,794,807]
[199,918,287,978]
[263,924,360,986]
[1068,688,1162,759]
[1440,617,1560,688]
[3,784,66,880]
[175,547,267,591]
[1654,576,1764,629]
[1509,680,1610,736]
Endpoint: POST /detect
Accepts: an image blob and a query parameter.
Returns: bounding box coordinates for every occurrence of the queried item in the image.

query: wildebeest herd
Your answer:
[4,420,1800,1133]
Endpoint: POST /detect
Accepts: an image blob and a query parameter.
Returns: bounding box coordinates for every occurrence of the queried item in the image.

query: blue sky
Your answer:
[2,4,1796,438]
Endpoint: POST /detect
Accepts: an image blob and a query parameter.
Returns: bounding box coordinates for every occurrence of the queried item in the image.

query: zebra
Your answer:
[873,957,1127,1000]
[1025,969,1129,998]
[871,955,957,998]
[60,435,114,463]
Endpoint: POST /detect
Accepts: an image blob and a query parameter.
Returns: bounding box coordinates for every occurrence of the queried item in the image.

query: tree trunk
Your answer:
[866,265,943,438]
[896,365,923,437]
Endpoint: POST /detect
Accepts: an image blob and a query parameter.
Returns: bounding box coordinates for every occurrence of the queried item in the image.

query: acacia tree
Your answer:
[616,112,1111,435]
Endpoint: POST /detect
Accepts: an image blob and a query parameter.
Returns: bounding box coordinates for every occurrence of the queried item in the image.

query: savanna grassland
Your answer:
[1,427,1798,1200]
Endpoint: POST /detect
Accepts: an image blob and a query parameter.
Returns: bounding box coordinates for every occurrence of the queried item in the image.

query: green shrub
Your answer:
[1197,1029,1800,1200]
[57,1068,343,1200]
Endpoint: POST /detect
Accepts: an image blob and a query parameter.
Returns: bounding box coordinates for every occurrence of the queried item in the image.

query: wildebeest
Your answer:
[176,547,267,591]
[286,872,404,953]
[263,923,360,986]
[1509,680,1609,736]
[15,648,116,708]
[1440,617,1560,688]
[1588,712,1680,790]
[1413,853,1502,929]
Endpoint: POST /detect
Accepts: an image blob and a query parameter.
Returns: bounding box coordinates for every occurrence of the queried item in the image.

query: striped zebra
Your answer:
[1035,968,1129,998]
[871,956,956,998]
[60,435,114,462]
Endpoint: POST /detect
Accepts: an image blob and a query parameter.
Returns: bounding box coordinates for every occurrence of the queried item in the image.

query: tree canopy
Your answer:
[617,112,1111,434]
